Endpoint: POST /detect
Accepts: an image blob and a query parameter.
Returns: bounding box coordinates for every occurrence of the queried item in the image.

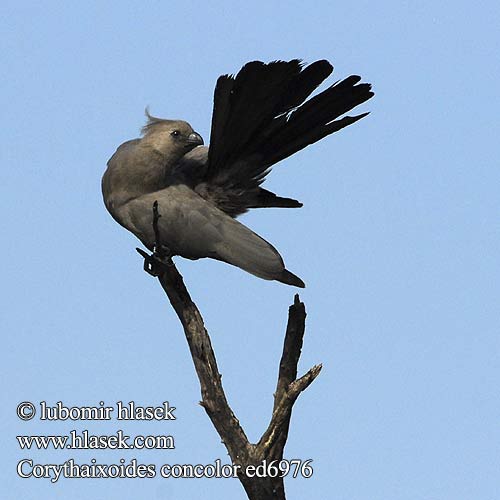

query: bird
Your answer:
[102,59,373,287]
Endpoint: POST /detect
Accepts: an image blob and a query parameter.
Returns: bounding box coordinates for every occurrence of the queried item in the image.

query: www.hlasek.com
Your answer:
[17,458,314,482]
[17,430,174,450]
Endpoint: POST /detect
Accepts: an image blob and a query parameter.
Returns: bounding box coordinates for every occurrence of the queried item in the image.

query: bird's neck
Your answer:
[103,145,175,212]
[139,138,185,167]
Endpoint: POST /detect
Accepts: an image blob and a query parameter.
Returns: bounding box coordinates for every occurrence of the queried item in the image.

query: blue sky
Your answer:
[2,1,499,499]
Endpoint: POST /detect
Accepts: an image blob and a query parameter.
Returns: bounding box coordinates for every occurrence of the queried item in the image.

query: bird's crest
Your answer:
[141,107,170,135]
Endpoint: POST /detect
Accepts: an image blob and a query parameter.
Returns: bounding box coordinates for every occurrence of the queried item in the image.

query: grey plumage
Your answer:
[102,59,373,287]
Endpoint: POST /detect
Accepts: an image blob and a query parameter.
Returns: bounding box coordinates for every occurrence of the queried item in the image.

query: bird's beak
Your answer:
[186,132,204,146]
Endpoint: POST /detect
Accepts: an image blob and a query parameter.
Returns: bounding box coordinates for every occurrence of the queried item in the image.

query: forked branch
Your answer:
[139,202,321,499]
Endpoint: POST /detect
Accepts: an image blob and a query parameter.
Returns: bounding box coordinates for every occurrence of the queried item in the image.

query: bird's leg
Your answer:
[151,200,174,265]
[136,201,174,277]
[136,247,173,276]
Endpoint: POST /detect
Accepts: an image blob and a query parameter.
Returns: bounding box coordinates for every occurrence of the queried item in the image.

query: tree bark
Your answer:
[150,263,321,499]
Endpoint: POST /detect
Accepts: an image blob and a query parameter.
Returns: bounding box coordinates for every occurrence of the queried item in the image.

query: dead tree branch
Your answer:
[138,203,321,499]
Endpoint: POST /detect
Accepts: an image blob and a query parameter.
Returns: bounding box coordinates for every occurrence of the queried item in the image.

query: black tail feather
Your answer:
[207,59,373,182]
[262,77,373,166]
[250,188,303,209]
[204,59,373,215]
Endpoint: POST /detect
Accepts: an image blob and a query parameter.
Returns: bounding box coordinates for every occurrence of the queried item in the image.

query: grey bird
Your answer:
[102,59,373,287]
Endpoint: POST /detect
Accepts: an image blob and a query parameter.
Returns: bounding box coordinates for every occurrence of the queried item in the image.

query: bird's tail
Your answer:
[249,188,303,209]
[260,72,373,168]
[205,59,373,213]
[207,59,373,177]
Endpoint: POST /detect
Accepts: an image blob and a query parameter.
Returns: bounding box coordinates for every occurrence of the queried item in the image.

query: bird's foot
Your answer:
[136,245,174,277]
[153,243,172,260]
[136,200,174,276]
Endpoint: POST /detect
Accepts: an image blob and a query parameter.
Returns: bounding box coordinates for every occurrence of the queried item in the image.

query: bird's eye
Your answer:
[170,130,180,137]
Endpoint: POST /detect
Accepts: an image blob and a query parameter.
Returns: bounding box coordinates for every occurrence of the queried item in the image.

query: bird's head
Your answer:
[140,109,204,159]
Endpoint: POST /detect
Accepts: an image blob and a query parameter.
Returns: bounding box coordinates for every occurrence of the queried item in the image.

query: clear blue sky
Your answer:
[2,1,499,499]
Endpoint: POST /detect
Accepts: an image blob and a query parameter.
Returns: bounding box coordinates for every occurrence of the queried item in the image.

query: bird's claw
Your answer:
[153,243,172,260]
[136,247,174,277]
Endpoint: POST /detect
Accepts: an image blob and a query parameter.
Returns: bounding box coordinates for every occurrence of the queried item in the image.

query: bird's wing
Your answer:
[116,185,304,286]
[192,59,373,216]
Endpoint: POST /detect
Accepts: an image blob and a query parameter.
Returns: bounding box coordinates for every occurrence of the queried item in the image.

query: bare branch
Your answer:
[157,265,251,460]
[257,364,322,456]
[257,295,321,458]
[137,202,322,499]
[274,294,307,411]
